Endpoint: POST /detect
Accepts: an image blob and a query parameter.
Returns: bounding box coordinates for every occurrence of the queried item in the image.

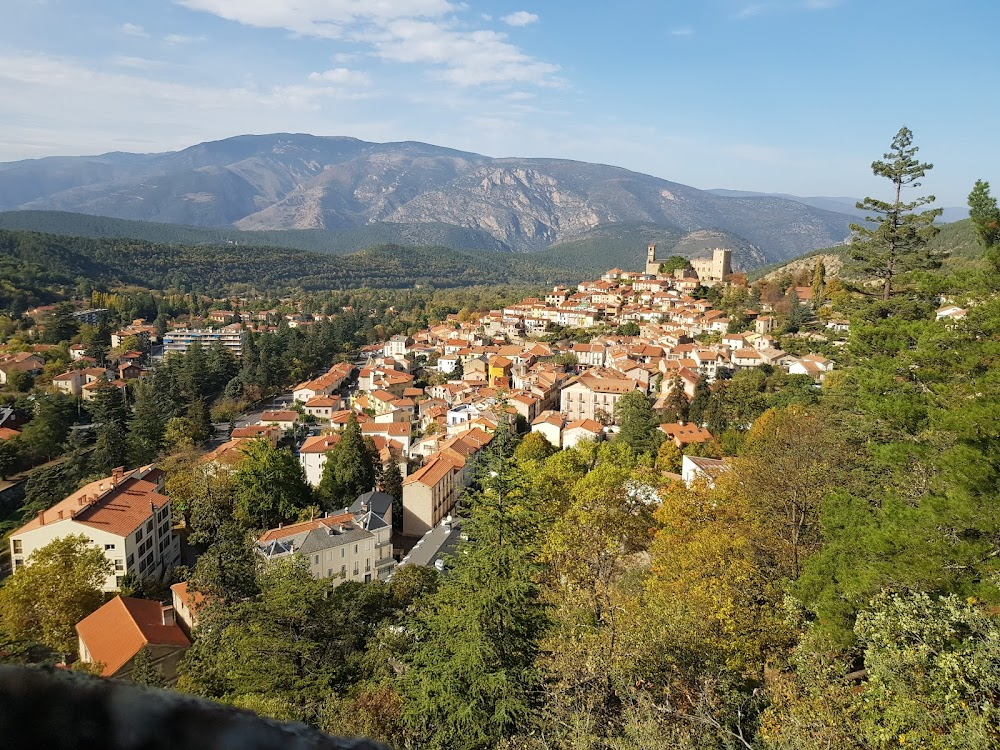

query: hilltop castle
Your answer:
[645,243,732,286]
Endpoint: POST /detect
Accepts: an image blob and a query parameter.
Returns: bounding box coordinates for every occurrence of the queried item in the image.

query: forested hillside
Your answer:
[0,211,512,255]
[0,229,574,312]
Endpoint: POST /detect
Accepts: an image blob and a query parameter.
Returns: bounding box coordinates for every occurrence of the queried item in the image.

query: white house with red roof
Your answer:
[8,465,179,591]
[76,595,190,681]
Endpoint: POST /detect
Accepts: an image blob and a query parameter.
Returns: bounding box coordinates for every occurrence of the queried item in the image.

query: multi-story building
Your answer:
[162,328,246,357]
[256,506,394,583]
[690,248,733,287]
[560,372,642,423]
[71,308,110,326]
[8,465,180,591]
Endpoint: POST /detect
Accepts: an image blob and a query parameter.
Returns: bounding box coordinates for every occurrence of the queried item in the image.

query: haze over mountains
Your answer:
[0,133,868,264]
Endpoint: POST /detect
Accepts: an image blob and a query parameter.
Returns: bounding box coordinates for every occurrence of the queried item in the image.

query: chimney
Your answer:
[160,605,175,627]
[111,466,125,485]
[278,522,283,529]
[36,510,45,526]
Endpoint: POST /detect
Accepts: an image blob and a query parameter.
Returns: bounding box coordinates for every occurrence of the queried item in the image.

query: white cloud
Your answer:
[501,11,539,27]
[365,19,559,86]
[0,51,403,160]
[164,33,207,44]
[121,22,148,37]
[173,0,558,87]
[109,56,167,71]
[671,27,694,36]
[308,67,371,86]
[173,0,458,37]
[735,3,771,19]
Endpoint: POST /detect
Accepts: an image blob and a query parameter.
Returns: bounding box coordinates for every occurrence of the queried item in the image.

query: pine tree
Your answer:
[90,382,129,472]
[849,127,943,300]
[128,380,168,466]
[319,413,376,508]
[786,287,807,333]
[968,179,1000,269]
[660,375,690,423]
[614,390,663,456]
[688,377,711,426]
[402,421,547,749]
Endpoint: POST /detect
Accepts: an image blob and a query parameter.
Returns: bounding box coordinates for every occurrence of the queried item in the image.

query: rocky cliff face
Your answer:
[0,134,854,262]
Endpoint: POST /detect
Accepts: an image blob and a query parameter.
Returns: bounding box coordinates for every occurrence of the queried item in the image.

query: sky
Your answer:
[1,0,997,205]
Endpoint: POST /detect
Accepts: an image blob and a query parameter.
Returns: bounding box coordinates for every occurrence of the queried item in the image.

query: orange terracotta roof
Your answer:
[305,395,341,407]
[362,422,411,436]
[403,453,461,488]
[299,434,341,454]
[565,419,603,434]
[76,596,190,676]
[13,466,166,537]
[257,512,354,544]
[230,425,279,439]
[261,410,297,422]
[659,423,714,445]
[169,581,206,611]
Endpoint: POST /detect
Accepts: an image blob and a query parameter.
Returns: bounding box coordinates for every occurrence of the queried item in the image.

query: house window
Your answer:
[341,548,345,558]
[116,576,123,588]
[135,528,143,542]
[105,543,116,550]
[341,565,347,577]
[365,559,371,572]
[353,562,359,575]
[354,544,358,554]
[146,520,154,534]
[114,559,124,571]
[365,574,372,583]
[127,554,134,567]
[314,555,320,565]
[13,558,23,570]
[12,540,22,554]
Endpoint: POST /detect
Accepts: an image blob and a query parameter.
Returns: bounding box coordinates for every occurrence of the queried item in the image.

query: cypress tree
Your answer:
[688,377,711,426]
[319,413,376,508]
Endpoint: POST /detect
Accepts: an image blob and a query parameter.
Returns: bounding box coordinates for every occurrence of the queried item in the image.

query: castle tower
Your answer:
[645,243,660,275]
[713,248,733,280]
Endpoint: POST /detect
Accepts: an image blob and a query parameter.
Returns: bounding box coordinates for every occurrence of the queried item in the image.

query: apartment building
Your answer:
[8,465,180,591]
[162,328,246,357]
[559,372,642,422]
[257,508,395,583]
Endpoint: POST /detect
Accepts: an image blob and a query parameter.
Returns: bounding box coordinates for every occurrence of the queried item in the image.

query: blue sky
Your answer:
[2,0,997,205]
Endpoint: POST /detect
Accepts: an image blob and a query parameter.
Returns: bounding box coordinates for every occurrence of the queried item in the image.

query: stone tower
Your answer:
[645,243,660,275]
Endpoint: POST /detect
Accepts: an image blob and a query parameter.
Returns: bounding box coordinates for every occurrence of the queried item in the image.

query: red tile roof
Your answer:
[13,466,167,537]
[76,596,190,676]
[257,512,354,544]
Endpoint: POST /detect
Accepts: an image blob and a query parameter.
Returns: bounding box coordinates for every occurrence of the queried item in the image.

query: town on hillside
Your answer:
[1,242,846,681]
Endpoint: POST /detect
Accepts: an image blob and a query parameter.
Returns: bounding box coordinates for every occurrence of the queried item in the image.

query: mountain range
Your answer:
[0,134,866,265]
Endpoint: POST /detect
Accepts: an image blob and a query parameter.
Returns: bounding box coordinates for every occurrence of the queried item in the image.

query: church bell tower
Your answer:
[645,243,659,275]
